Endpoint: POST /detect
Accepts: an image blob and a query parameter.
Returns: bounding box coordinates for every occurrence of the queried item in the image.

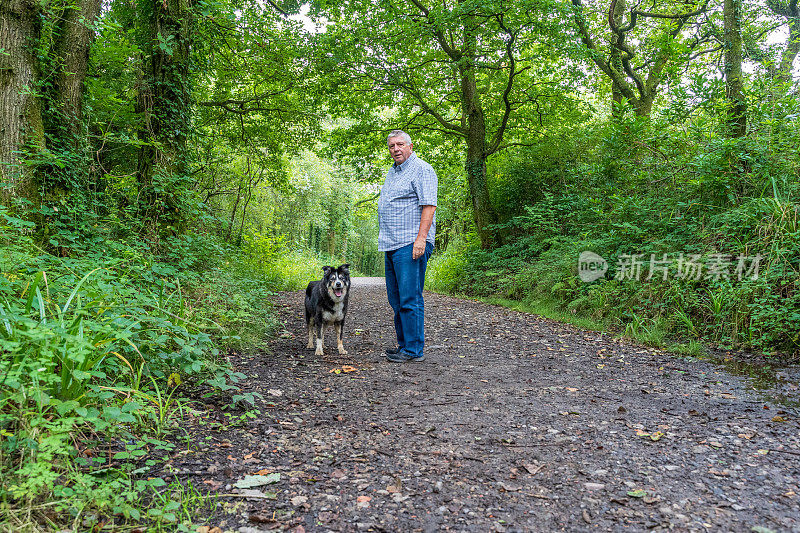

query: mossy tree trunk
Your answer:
[724,0,747,138]
[52,0,102,149]
[0,0,44,208]
[136,0,194,232]
[459,30,499,248]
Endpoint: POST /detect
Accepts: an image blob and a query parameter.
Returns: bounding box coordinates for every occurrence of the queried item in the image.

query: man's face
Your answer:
[388,136,413,166]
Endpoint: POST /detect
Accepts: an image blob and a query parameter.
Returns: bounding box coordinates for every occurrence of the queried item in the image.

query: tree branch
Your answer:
[408,0,462,61]
[488,12,522,155]
[572,0,636,101]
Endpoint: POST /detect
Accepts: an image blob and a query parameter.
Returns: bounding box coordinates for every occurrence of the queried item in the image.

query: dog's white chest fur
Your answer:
[323,301,345,322]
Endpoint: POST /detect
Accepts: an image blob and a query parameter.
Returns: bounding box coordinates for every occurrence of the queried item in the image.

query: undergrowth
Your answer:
[0,207,314,531]
[427,112,800,361]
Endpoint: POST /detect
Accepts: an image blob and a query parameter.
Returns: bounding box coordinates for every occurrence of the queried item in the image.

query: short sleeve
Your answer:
[412,163,438,206]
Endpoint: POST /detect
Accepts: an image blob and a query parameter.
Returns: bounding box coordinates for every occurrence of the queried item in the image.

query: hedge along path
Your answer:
[175,278,800,532]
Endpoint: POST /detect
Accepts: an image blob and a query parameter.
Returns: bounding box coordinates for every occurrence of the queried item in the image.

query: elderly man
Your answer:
[378,129,438,363]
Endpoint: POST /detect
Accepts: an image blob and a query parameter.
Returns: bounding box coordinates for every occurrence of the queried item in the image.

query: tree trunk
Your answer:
[327,228,335,256]
[609,0,627,118]
[766,0,800,86]
[54,0,101,144]
[635,94,656,117]
[136,0,194,230]
[778,16,800,84]
[0,0,44,207]
[724,0,746,138]
[236,186,252,247]
[226,181,242,241]
[459,30,499,249]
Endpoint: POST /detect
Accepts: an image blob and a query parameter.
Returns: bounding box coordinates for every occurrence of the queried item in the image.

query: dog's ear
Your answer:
[340,264,350,273]
[322,266,333,277]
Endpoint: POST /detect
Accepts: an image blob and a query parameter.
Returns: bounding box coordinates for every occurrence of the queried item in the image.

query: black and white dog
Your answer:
[305,264,350,356]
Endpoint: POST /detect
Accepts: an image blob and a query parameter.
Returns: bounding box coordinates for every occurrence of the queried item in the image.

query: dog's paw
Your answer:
[338,346,348,355]
[315,348,324,356]
[306,342,314,349]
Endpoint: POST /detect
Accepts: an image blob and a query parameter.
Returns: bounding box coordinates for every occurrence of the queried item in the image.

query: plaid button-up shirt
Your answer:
[378,153,438,252]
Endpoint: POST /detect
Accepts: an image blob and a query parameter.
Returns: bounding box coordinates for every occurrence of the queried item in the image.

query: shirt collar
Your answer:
[392,152,417,172]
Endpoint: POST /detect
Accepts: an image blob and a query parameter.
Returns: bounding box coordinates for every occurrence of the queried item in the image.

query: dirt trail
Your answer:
[171,279,800,532]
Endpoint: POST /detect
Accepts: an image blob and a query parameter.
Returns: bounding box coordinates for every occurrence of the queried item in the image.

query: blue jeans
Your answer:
[385,242,433,358]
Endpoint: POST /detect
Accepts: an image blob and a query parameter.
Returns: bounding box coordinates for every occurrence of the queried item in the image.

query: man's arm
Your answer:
[412,205,436,260]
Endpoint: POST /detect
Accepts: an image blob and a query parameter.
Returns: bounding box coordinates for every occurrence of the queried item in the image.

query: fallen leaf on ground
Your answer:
[238,489,276,499]
[521,462,544,475]
[202,479,222,490]
[627,489,647,498]
[248,513,279,527]
[318,511,338,523]
[356,495,371,508]
[234,473,281,489]
[290,495,308,506]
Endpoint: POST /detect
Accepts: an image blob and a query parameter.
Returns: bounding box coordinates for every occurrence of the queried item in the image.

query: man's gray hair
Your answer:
[387,129,412,146]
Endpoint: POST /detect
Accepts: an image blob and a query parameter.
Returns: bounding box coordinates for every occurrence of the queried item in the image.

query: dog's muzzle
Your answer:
[333,282,345,298]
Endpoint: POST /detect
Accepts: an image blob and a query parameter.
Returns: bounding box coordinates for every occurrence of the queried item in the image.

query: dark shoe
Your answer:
[384,346,402,356]
[387,351,425,363]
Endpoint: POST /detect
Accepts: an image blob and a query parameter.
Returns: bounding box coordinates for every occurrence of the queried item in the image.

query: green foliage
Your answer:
[240,232,326,290]
[425,234,480,294]
[0,210,275,529]
[430,108,800,359]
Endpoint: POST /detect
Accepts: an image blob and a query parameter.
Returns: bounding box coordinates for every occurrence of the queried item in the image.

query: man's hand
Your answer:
[413,205,436,259]
[412,237,427,260]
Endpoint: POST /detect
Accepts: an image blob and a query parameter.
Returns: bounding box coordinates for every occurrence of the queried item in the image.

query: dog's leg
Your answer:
[306,318,315,349]
[315,322,325,356]
[335,322,347,355]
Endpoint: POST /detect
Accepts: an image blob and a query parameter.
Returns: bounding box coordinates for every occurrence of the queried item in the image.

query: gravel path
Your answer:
[171,280,800,532]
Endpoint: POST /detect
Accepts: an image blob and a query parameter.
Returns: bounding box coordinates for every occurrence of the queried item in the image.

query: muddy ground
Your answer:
[162,278,800,532]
